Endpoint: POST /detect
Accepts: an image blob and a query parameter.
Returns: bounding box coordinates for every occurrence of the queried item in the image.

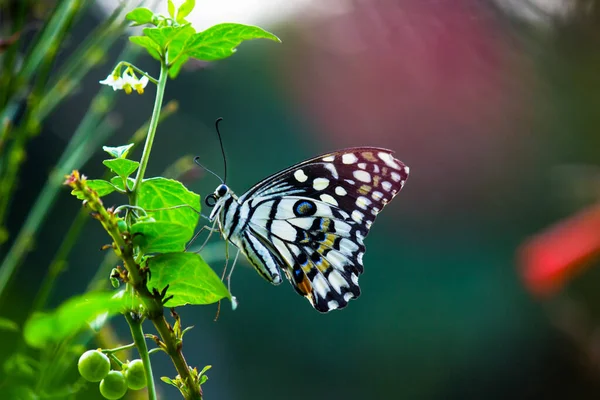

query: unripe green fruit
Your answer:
[78,350,110,382]
[124,359,147,390]
[99,370,128,399]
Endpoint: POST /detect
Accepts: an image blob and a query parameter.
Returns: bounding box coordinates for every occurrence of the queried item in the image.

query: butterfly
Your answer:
[205,147,409,313]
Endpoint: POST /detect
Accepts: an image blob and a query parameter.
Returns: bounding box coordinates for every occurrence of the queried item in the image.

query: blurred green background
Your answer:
[5,0,600,398]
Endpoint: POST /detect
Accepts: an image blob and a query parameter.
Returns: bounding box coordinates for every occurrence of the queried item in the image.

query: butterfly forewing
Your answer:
[230,147,408,312]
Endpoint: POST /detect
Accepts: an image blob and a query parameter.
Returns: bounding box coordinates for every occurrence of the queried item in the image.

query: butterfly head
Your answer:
[206,183,235,221]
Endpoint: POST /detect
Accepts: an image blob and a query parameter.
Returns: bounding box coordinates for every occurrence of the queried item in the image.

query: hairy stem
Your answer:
[125,313,157,400]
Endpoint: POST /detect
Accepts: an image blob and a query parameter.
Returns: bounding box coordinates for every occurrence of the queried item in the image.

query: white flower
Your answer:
[121,73,137,95]
[134,75,149,94]
[99,74,124,91]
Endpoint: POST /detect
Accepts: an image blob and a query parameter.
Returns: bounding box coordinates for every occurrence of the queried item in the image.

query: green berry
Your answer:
[117,219,128,233]
[124,359,147,390]
[99,370,128,399]
[78,350,110,382]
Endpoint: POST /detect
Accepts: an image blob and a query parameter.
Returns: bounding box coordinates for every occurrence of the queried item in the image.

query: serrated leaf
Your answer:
[148,253,230,306]
[185,23,280,62]
[0,317,18,332]
[111,176,135,191]
[71,179,117,200]
[167,0,175,18]
[103,159,140,179]
[23,291,135,348]
[130,36,162,60]
[130,178,200,253]
[103,144,135,159]
[126,7,155,26]
[176,0,195,23]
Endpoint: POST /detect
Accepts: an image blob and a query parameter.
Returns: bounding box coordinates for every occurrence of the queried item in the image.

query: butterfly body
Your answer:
[208,147,409,313]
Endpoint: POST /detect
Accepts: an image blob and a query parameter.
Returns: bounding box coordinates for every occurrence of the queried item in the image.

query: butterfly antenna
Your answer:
[214,117,227,183]
[193,156,224,184]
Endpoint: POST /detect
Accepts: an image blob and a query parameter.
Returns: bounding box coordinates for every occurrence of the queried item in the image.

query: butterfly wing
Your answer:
[238,147,409,312]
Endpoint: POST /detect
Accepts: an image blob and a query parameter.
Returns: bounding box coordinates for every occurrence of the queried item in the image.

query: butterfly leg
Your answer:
[186,219,220,252]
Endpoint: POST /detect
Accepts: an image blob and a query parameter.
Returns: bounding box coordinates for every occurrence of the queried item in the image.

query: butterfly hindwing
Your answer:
[238,147,409,312]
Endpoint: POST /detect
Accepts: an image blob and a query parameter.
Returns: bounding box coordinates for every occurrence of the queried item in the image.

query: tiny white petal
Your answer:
[138,75,149,88]
[99,75,124,90]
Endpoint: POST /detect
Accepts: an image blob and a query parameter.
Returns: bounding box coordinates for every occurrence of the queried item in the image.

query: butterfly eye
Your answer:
[216,184,228,197]
[205,194,217,207]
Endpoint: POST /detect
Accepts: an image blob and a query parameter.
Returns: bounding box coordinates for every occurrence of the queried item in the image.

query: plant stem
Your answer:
[125,313,157,400]
[115,61,159,85]
[102,342,136,354]
[130,60,168,206]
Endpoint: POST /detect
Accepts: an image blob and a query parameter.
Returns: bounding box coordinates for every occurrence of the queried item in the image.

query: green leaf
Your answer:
[110,176,135,191]
[166,25,195,66]
[148,253,230,306]
[131,221,191,253]
[160,376,178,388]
[103,159,140,179]
[23,291,134,349]
[168,54,189,79]
[167,0,175,18]
[176,0,195,23]
[185,23,280,62]
[103,144,134,159]
[71,179,117,200]
[0,317,18,332]
[144,26,173,49]
[130,178,200,253]
[129,36,162,61]
[125,7,155,26]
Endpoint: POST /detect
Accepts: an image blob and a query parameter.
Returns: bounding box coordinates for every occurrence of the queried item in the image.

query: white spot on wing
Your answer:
[322,155,335,162]
[351,210,364,223]
[358,162,367,169]
[327,300,339,310]
[353,170,371,183]
[372,191,383,201]
[294,169,308,183]
[357,252,364,264]
[342,153,358,164]
[382,181,392,191]
[270,220,298,242]
[344,292,354,301]
[327,251,347,270]
[329,270,348,293]
[404,166,410,175]
[335,186,347,196]
[391,172,401,182]
[378,152,402,169]
[340,238,359,253]
[320,193,338,206]
[324,163,339,179]
[313,177,330,190]
[312,274,329,298]
[351,273,359,285]
[356,196,371,210]
[344,179,355,185]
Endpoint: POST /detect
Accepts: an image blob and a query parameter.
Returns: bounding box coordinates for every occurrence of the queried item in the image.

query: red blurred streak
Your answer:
[519,205,600,297]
